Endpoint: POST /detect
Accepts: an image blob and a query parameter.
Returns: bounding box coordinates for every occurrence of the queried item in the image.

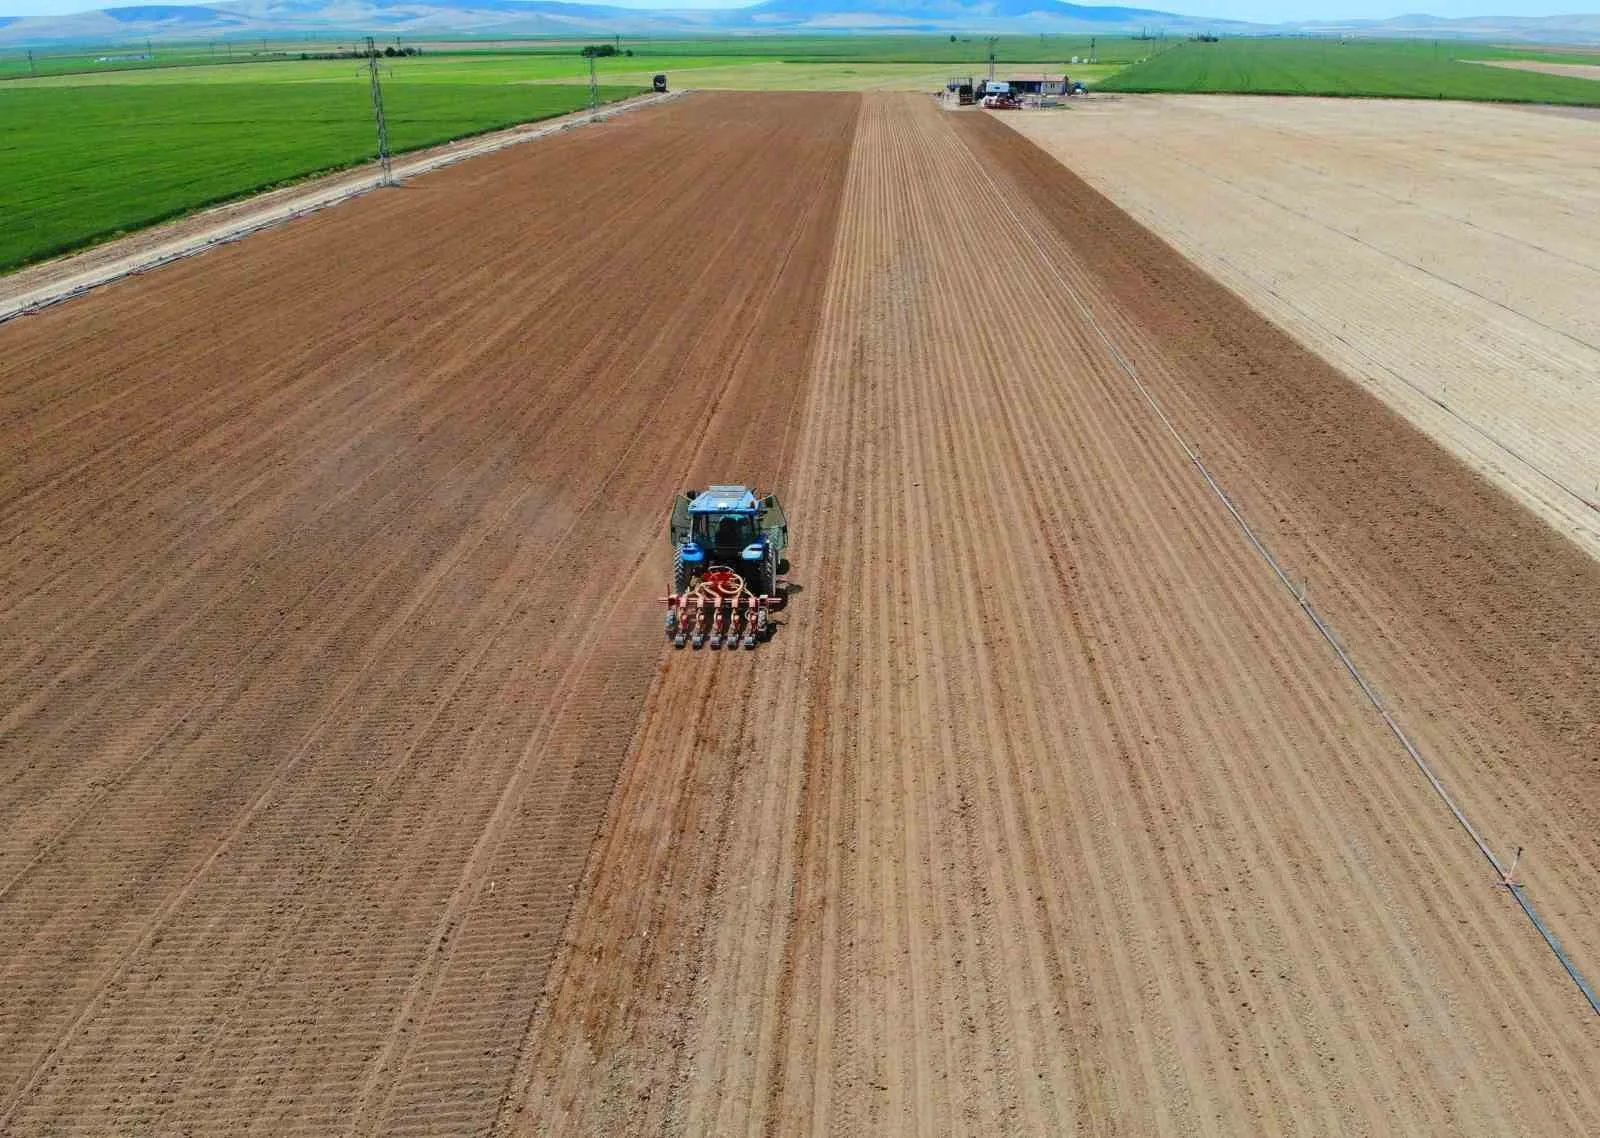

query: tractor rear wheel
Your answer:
[753,545,779,598]
[673,549,691,595]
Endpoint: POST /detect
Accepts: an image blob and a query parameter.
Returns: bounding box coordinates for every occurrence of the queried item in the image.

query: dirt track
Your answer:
[1477,58,1600,80]
[3,92,1598,1135]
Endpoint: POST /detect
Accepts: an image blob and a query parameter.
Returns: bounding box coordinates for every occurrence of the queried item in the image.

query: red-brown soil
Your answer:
[510,96,1600,1134]
[3,91,1597,1137]
[0,91,857,1135]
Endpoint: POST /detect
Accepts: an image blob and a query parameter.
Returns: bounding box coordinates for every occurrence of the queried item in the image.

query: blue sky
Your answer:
[1,0,1588,22]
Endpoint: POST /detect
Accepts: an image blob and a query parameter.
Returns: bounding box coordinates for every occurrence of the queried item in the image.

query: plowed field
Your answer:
[1005,95,1600,557]
[0,92,855,1135]
[3,92,1597,1136]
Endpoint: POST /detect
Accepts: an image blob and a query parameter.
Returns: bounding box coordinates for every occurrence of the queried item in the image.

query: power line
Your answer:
[365,36,393,187]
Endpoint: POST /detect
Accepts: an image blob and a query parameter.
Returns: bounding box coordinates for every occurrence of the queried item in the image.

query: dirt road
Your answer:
[0,92,855,1135]
[1477,59,1600,81]
[1005,95,1600,557]
[509,96,1600,1134]
[3,92,1597,1136]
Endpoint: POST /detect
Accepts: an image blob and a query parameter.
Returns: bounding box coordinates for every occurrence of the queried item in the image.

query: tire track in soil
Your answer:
[0,92,857,1136]
[504,94,1600,1135]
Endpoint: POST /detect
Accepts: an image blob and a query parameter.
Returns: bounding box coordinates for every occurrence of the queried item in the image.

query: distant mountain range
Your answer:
[1,0,1597,46]
[0,0,1249,42]
[1301,11,1600,42]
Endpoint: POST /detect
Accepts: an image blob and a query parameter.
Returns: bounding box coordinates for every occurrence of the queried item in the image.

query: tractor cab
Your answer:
[670,484,787,584]
[687,486,762,558]
[672,484,784,565]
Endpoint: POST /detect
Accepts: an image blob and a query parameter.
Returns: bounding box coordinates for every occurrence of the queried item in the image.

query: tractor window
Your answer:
[695,513,752,547]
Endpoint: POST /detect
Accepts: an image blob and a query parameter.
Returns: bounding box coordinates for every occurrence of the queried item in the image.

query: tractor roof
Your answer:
[688,485,759,514]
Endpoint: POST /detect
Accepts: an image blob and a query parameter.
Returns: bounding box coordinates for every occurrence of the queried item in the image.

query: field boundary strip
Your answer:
[0,91,682,328]
[959,111,1600,1021]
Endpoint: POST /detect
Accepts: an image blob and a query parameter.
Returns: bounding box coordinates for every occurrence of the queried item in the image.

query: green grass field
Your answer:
[0,34,1143,82]
[6,52,736,87]
[3,31,1593,273]
[0,81,634,271]
[0,34,1141,271]
[636,59,1124,90]
[1099,38,1600,104]
[2,52,1122,93]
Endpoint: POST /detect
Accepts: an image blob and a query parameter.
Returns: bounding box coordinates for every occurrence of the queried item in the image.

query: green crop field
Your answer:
[0,34,1142,271]
[7,29,1590,274]
[3,52,1121,93]
[4,52,735,87]
[1099,37,1600,104]
[0,34,1143,83]
[0,81,634,272]
[575,34,1143,64]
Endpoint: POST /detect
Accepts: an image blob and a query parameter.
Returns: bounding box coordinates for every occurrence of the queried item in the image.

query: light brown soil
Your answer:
[1518,103,1600,120]
[1496,43,1600,55]
[506,95,1600,1134]
[3,91,1598,1137]
[0,91,856,1135]
[1005,95,1600,556]
[1476,58,1600,80]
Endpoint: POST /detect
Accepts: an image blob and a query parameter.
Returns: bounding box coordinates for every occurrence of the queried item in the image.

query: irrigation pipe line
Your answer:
[0,91,682,329]
[961,120,1600,1020]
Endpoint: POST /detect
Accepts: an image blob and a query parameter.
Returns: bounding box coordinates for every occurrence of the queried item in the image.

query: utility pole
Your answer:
[588,50,600,114]
[27,48,35,76]
[987,35,997,81]
[365,37,393,186]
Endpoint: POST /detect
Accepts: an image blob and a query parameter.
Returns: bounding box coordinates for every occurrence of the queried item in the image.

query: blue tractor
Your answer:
[664,485,789,649]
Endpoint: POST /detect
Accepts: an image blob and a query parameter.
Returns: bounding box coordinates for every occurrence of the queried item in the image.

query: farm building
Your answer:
[1004,73,1070,95]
